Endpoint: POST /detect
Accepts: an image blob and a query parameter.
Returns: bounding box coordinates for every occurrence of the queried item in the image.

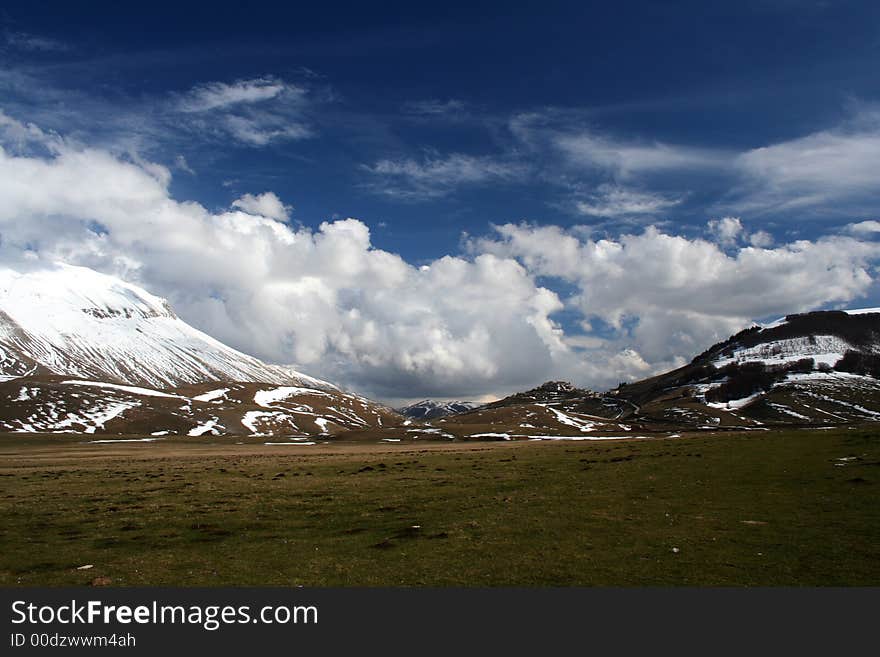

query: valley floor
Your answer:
[1,428,878,586]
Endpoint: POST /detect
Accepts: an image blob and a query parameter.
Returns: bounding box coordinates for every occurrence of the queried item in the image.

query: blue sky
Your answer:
[2,1,880,401]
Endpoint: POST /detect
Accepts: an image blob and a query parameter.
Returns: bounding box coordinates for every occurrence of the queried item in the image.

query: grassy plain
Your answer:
[1,428,878,586]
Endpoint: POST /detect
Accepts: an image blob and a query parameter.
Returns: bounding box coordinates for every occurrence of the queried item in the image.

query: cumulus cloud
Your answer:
[0,109,62,153]
[707,217,776,249]
[473,222,880,382]
[0,114,565,398]
[363,152,526,199]
[845,220,880,235]
[1,112,879,399]
[707,216,744,246]
[749,230,774,248]
[231,192,291,221]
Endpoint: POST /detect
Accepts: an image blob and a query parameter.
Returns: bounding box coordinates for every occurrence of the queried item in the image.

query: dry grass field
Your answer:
[1,428,879,586]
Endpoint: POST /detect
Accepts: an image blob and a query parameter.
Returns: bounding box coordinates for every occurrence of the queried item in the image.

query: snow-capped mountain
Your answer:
[434,312,880,439]
[0,262,402,437]
[607,309,880,429]
[397,399,482,420]
[0,262,331,389]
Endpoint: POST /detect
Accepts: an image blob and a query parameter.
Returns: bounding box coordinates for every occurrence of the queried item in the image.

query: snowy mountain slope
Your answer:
[397,399,482,420]
[434,381,634,439]
[437,312,880,439]
[712,335,852,369]
[608,308,880,429]
[0,263,332,389]
[0,376,400,437]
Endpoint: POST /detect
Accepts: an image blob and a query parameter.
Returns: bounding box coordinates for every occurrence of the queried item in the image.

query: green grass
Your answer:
[1,428,879,586]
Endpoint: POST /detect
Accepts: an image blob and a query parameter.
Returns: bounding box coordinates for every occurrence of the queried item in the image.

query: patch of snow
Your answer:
[14,387,36,402]
[844,307,880,316]
[767,403,811,420]
[61,380,184,399]
[254,386,331,408]
[188,418,221,436]
[47,400,140,434]
[527,435,649,441]
[802,392,880,418]
[88,437,161,443]
[193,388,229,402]
[241,410,295,435]
[264,442,316,446]
[706,391,764,410]
[538,404,596,432]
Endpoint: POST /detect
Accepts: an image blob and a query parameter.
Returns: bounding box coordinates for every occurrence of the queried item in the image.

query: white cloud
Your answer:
[575,184,680,218]
[2,113,879,398]
[509,113,728,181]
[749,230,774,248]
[734,112,880,213]
[473,222,880,385]
[363,152,526,199]
[707,216,744,247]
[174,155,195,175]
[176,77,314,147]
[510,108,880,218]
[555,131,725,179]
[231,192,291,221]
[178,78,289,112]
[221,114,311,146]
[0,116,565,398]
[707,218,774,249]
[845,220,880,235]
[0,109,62,153]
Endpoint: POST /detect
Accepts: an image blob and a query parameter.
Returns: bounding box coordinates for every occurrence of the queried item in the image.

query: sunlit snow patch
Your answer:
[254,386,331,407]
[188,418,221,436]
[88,437,162,443]
[61,380,184,399]
[263,441,316,446]
[193,388,229,402]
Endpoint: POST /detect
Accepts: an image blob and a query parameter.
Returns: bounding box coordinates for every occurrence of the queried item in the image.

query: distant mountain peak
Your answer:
[397,399,482,420]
